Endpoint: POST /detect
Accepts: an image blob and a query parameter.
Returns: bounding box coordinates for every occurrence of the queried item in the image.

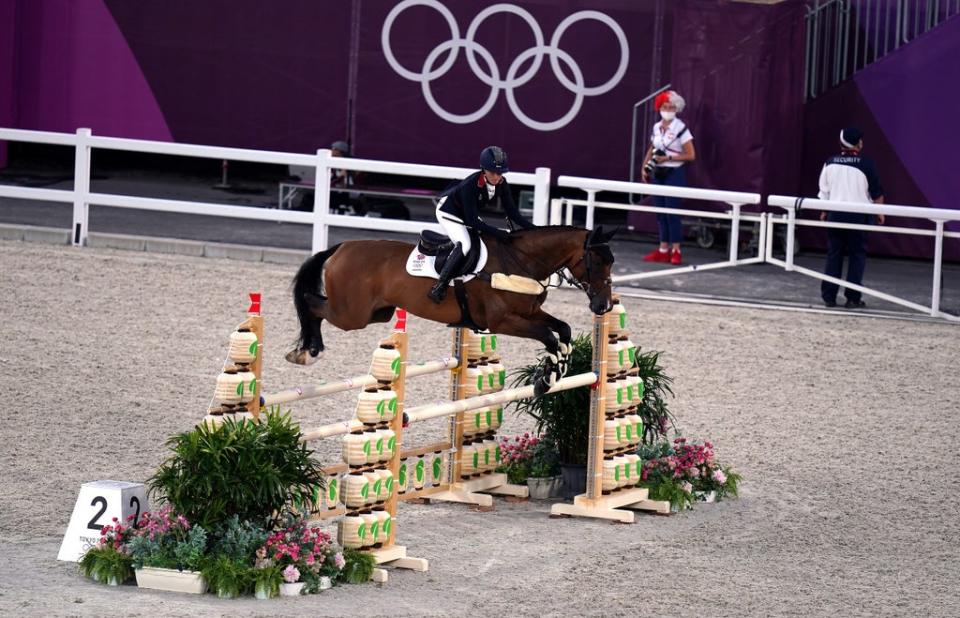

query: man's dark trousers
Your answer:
[821,228,867,304]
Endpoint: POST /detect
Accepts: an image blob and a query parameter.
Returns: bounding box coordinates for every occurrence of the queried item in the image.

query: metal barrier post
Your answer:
[931,220,944,316]
[72,128,92,247]
[728,203,743,262]
[785,207,797,271]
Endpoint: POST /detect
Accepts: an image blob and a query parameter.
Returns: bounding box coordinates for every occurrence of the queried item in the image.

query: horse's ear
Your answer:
[602,226,619,242]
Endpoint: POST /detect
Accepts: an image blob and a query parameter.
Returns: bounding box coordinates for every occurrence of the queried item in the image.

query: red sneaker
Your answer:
[670,249,682,265]
[643,248,670,262]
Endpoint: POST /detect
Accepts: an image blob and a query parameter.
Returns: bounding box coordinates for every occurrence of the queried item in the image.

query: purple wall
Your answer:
[0,0,18,166]
[12,0,171,141]
[351,0,660,178]
[104,0,350,152]
[801,14,960,260]
[7,0,663,178]
[669,0,805,198]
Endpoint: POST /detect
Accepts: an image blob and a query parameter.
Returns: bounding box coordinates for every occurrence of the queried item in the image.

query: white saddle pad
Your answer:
[405,240,488,283]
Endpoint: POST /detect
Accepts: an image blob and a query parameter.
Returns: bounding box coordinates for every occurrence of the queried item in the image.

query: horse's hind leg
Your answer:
[285,293,326,366]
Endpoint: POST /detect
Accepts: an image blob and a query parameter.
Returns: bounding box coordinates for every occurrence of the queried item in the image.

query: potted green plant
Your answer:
[128,505,208,593]
[251,564,282,600]
[196,516,268,599]
[510,334,592,499]
[340,548,376,584]
[149,411,326,531]
[78,516,136,586]
[525,439,562,500]
[201,555,251,599]
[511,334,677,498]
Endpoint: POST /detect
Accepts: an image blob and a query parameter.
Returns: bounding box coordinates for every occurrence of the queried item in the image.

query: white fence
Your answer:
[767,195,960,321]
[0,127,550,254]
[1,127,956,321]
[554,175,764,282]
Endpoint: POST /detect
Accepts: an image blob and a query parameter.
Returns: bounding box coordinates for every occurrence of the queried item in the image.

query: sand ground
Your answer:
[1,239,958,617]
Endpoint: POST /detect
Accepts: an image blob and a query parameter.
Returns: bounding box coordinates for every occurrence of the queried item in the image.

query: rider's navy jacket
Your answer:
[438,171,534,238]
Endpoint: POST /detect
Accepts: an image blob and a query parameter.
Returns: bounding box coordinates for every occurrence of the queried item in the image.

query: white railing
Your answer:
[0,127,551,253]
[767,195,960,320]
[2,127,957,322]
[311,149,551,251]
[555,175,764,282]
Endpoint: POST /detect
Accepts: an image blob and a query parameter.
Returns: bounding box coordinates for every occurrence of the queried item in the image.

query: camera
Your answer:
[643,148,666,177]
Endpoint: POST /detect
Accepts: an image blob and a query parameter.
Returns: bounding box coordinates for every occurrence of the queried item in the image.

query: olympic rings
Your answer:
[381,0,630,131]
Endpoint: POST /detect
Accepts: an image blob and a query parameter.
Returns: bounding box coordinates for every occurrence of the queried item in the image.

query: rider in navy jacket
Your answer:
[429,146,533,303]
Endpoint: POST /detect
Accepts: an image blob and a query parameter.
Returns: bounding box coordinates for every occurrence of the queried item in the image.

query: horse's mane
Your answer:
[509,225,585,237]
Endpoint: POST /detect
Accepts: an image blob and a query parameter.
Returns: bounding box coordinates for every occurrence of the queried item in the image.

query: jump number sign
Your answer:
[57,480,149,562]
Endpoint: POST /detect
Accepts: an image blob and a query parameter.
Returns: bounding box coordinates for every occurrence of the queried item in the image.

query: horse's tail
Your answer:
[291,243,341,354]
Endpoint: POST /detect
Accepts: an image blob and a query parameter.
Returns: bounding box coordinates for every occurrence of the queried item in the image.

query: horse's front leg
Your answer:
[492,313,560,397]
[534,309,572,378]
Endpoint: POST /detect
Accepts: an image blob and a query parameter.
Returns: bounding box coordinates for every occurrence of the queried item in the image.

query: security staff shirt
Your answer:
[818,151,884,224]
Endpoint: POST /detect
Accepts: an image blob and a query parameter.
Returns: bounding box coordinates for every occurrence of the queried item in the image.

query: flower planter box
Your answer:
[135,567,206,594]
[527,476,561,500]
[694,490,717,503]
[280,582,306,597]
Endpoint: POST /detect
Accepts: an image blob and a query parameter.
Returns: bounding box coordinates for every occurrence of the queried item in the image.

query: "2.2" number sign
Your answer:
[57,480,149,562]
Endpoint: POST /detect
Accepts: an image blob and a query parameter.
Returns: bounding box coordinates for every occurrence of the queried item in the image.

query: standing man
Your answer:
[817,127,885,308]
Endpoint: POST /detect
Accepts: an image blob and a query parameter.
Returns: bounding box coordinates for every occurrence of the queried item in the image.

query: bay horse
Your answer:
[285,225,616,395]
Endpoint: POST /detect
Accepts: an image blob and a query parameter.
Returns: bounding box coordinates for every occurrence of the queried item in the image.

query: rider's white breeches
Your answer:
[436,197,472,254]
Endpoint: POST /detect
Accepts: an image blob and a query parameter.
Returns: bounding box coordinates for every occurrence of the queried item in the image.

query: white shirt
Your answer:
[651,118,693,168]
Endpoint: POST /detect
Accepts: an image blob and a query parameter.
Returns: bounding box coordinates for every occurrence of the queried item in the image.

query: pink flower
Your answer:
[334,552,346,569]
[681,482,693,493]
[712,469,727,484]
[282,564,300,583]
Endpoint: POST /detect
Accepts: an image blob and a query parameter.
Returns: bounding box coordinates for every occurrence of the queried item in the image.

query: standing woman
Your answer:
[640,90,696,265]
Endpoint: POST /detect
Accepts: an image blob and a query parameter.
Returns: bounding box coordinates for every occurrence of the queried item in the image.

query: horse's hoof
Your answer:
[285,348,323,365]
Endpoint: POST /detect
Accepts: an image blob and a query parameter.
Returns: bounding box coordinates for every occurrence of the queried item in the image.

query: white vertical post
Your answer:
[548,198,563,225]
[72,128,92,246]
[585,190,597,230]
[532,166,551,226]
[757,213,769,262]
[311,148,332,254]
[728,203,742,262]
[785,208,797,271]
[931,220,944,316]
[564,199,574,226]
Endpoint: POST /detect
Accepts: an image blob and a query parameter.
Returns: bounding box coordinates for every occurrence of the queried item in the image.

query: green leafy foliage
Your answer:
[127,507,208,571]
[251,565,282,598]
[633,350,677,444]
[509,334,593,465]
[509,334,677,463]
[210,516,268,564]
[148,411,325,530]
[78,545,134,584]
[201,555,252,598]
[340,548,376,584]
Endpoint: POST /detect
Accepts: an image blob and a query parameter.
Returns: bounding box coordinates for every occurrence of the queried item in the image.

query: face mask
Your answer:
[660,110,676,121]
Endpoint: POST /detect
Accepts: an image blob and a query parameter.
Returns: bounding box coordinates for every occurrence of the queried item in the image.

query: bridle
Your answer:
[500,228,613,301]
[561,230,613,301]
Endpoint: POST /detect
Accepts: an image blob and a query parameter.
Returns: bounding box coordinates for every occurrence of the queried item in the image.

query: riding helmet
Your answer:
[479,146,509,173]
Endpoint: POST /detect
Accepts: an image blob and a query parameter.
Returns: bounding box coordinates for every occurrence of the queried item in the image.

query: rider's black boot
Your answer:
[428,244,464,303]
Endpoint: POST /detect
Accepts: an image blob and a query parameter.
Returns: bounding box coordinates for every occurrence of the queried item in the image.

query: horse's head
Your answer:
[569,225,616,315]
